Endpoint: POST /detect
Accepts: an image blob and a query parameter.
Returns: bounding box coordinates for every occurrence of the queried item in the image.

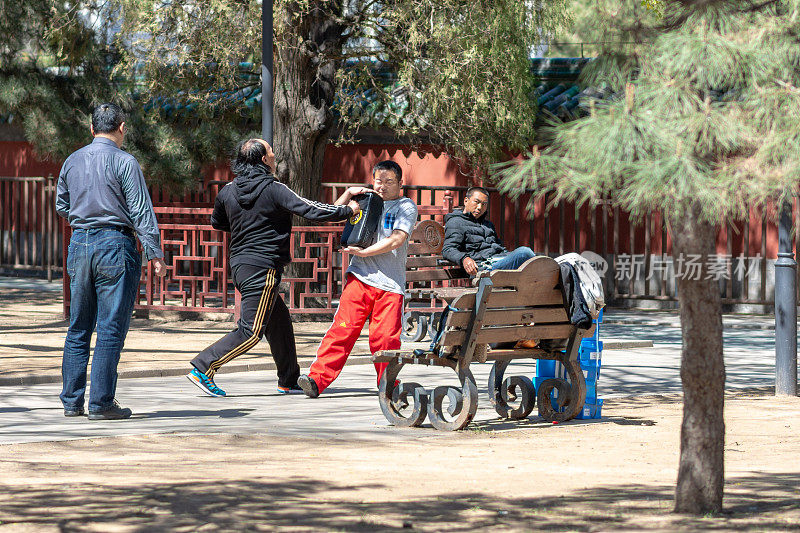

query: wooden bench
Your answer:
[373,255,596,431]
[400,220,470,341]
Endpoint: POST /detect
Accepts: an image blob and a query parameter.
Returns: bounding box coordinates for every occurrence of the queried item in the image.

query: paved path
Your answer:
[0,276,787,446]
[0,327,779,445]
[0,276,650,385]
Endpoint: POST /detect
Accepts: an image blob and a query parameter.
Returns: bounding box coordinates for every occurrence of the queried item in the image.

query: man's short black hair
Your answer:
[232,139,268,175]
[372,160,402,181]
[466,186,490,200]
[91,103,125,134]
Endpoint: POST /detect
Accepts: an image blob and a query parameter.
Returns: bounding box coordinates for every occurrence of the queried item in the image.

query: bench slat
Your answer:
[406,256,445,268]
[487,256,560,287]
[484,348,568,360]
[446,306,569,328]
[406,269,471,282]
[441,323,575,346]
[432,286,474,302]
[484,348,549,360]
[450,287,564,309]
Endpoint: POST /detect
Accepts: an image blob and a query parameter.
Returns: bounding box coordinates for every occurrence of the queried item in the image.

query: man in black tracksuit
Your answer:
[186,138,363,397]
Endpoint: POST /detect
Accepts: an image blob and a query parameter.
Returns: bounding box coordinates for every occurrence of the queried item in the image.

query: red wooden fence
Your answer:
[0,175,60,280]
[9,179,793,315]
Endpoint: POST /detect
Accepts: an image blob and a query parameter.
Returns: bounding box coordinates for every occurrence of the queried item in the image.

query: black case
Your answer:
[341,192,384,248]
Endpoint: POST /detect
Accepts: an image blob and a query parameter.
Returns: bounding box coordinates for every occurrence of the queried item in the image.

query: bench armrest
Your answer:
[431,286,475,303]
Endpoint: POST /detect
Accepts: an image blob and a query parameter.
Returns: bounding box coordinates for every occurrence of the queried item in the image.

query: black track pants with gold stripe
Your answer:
[191,264,300,388]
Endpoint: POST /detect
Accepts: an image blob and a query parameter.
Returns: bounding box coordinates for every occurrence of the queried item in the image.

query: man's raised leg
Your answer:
[490,246,536,271]
[302,276,374,396]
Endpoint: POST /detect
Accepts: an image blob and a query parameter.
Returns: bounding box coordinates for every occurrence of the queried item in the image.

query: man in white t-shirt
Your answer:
[298,161,418,398]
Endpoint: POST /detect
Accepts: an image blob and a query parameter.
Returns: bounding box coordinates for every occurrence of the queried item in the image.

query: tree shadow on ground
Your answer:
[0,472,797,531]
[466,414,656,432]
[137,408,255,419]
[231,388,376,400]
[0,321,68,332]
[0,406,30,413]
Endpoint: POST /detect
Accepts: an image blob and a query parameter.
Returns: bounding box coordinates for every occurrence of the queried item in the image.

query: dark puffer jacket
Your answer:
[442,209,507,266]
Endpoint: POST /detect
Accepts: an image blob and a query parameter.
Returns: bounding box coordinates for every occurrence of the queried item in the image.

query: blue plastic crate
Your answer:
[579,339,603,365]
[534,311,604,418]
[575,398,603,420]
[535,358,556,379]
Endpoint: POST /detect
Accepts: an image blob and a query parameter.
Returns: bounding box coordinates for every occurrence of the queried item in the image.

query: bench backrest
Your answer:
[438,256,574,347]
[404,220,469,301]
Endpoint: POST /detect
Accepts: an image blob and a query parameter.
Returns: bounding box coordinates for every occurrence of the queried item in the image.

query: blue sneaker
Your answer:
[186,368,226,397]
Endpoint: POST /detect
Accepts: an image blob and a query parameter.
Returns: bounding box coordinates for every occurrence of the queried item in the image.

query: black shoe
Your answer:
[88,400,132,420]
[64,407,85,417]
[298,374,319,398]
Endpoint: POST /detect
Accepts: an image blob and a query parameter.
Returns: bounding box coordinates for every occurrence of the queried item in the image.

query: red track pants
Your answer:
[309,274,403,393]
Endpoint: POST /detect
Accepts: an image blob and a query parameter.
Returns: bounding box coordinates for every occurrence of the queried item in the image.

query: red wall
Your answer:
[0,142,61,177]
[321,143,464,188]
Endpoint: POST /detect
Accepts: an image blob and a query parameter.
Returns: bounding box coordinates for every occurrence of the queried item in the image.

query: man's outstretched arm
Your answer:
[275,182,359,221]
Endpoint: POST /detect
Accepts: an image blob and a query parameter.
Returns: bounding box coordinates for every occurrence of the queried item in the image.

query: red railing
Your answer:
[140,208,233,313]
[283,225,346,314]
[62,209,360,318]
[140,217,348,316]
[0,175,61,280]
[55,188,800,316]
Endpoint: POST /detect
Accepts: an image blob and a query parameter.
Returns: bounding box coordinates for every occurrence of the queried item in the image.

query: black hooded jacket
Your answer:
[442,208,507,266]
[211,165,353,270]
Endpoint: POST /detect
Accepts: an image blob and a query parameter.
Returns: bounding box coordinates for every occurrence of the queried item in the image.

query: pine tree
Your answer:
[497,0,800,515]
[0,1,246,189]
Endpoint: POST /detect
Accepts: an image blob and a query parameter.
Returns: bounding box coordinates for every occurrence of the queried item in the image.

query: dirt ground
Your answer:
[1,390,799,532]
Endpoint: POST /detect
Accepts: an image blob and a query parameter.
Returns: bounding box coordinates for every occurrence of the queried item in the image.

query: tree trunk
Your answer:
[273,2,346,298]
[670,203,726,514]
[274,1,345,201]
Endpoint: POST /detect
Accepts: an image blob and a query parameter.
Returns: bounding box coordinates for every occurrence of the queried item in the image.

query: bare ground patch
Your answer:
[1,391,798,532]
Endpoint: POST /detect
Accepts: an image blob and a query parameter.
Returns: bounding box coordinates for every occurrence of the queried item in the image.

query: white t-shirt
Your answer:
[347,197,418,295]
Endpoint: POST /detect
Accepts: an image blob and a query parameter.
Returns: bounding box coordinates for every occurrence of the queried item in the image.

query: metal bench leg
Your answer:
[400,312,428,342]
[377,358,428,427]
[536,358,586,422]
[489,360,536,420]
[427,360,478,431]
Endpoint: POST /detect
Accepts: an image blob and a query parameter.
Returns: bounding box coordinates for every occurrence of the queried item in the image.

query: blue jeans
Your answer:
[485,246,536,271]
[61,228,141,412]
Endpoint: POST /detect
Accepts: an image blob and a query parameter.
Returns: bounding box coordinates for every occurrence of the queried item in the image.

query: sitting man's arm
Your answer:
[344,229,408,257]
[443,223,478,275]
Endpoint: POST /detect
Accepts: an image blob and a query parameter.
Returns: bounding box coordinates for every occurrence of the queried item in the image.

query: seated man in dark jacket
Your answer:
[442,186,535,275]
